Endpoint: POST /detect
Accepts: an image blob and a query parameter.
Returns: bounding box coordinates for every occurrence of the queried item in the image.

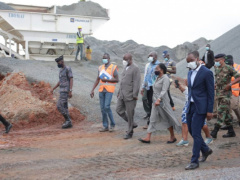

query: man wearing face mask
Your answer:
[116,53,141,139]
[162,51,176,111]
[51,55,73,129]
[201,44,214,69]
[75,26,84,61]
[140,51,160,129]
[90,53,119,132]
[211,54,240,139]
[185,51,214,170]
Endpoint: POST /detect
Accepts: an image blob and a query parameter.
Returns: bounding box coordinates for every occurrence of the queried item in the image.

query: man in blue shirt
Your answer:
[141,51,160,128]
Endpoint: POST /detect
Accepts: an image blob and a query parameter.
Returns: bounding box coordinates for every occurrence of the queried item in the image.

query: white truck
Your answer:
[0,2,109,61]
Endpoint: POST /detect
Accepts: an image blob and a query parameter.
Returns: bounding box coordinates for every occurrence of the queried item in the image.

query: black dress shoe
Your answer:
[124,134,132,139]
[199,148,213,162]
[138,138,150,143]
[133,125,138,129]
[167,138,177,144]
[5,124,12,134]
[185,163,199,170]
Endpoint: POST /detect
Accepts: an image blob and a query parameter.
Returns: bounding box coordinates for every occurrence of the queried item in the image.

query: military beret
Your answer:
[225,55,234,66]
[214,54,226,59]
[55,55,63,62]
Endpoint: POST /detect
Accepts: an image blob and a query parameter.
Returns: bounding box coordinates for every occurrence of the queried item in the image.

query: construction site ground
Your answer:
[0,58,240,179]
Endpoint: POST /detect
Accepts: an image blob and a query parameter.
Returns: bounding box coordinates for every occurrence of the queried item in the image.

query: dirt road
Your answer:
[0,119,240,180]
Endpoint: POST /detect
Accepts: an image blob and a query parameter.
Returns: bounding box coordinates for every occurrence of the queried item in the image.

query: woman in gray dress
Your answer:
[138,63,181,143]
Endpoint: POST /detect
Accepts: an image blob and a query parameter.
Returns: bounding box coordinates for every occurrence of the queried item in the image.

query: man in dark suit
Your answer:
[185,51,214,170]
[116,53,141,139]
[201,44,214,69]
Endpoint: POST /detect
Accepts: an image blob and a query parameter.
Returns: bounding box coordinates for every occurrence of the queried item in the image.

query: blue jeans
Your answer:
[99,92,115,128]
[75,43,83,60]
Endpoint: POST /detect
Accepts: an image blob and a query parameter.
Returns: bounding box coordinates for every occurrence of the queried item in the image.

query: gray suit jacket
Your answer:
[118,63,141,101]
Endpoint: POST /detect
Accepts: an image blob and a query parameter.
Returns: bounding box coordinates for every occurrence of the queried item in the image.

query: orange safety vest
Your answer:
[231,63,240,96]
[99,64,117,93]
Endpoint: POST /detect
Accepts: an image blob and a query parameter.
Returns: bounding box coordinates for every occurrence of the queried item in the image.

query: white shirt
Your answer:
[204,51,208,64]
[190,64,202,102]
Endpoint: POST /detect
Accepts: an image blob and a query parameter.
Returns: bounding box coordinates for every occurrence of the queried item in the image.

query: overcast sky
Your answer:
[1,0,240,48]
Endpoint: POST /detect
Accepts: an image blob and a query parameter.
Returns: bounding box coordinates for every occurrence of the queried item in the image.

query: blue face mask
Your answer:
[206,47,210,51]
[102,59,108,64]
[164,58,168,62]
[215,61,221,67]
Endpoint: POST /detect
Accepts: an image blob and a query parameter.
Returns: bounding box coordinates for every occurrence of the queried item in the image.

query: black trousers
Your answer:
[0,114,10,127]
[147,86,153,125]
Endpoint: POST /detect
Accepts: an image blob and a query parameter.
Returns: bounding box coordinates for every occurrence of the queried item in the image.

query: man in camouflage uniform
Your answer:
[211,54,240,138]
[51,55,73,129]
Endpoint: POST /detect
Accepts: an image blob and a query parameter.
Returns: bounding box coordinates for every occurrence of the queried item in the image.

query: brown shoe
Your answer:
[143,125,148,129]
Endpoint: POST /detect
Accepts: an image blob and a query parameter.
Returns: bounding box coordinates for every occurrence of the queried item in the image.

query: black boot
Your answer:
[62,114,72,129]
[220,125,228,130]
[222,126,236,138]
[0,115,12,133]
[210,125,220,139]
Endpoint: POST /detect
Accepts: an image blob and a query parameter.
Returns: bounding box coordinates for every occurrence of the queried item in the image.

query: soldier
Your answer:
[221,55,240,128]
[211,54,240,139]
[51,55,73,129]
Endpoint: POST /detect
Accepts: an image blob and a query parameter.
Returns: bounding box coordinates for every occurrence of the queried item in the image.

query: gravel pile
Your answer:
[176,24,240,78]
[0,2,15,10]
[56,1,108,18]
[85,36,209,72]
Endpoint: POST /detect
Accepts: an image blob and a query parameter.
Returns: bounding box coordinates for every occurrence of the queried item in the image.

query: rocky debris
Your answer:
[85,36,210,66]
[0,2,15,10]
[176,24,240,78]
[56,1,108,18]
[0,72,85,129]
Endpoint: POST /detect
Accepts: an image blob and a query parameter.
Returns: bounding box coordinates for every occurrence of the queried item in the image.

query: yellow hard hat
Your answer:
[78,26,82,29]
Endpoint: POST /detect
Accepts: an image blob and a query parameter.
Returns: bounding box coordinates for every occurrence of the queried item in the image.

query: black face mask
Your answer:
[58,64,63,68]
[154,71,160,76]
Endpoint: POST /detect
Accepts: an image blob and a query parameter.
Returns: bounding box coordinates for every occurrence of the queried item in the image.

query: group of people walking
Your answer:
[1,42,240,171]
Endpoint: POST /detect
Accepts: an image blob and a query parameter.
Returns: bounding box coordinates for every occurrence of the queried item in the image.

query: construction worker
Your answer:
[90,53,119,132]
[85,45,92,61]
[51,55,73,129]
[0,114,12,133]
[220,55,240,129]
[211,54,240,139]
[75,26,84,61]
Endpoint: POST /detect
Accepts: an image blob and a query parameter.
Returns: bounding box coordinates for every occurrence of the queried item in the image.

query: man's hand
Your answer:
[68,91,72,98]
[50,88,54,94]
[206,113,213,121]
[140,88,144,96]
[154,99,161,107]
[224,84,231,91]
[90,91,94,98]
[101,78,109,82]
[133,97,138,100]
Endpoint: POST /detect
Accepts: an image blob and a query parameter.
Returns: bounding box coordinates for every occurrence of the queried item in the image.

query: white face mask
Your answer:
[187,61,197,70]
[148,57,154,62]
[123,60,128,66]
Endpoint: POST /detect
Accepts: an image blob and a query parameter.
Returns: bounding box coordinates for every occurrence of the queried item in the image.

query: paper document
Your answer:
[99,70,112,80]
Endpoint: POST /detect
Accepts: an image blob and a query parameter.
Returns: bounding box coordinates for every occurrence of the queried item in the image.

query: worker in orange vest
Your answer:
[222,55,240,129]
[90,53,119,132]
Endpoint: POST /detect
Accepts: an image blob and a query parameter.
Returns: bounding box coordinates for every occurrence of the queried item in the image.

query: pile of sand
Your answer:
[0,72,85,129]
